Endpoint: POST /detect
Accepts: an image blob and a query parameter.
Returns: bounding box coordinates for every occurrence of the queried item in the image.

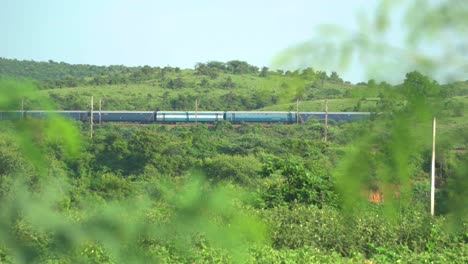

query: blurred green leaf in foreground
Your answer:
[274,0,468,221]
[0,79,266,263]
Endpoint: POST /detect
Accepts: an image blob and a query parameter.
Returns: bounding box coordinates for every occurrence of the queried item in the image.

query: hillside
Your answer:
[1,58,374,111]
[2,58,466,134]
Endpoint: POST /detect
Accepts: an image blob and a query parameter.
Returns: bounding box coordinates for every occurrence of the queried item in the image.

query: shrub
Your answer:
[204,154,261,185]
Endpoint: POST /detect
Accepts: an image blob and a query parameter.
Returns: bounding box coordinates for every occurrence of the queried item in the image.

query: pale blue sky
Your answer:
[1,0,378,82]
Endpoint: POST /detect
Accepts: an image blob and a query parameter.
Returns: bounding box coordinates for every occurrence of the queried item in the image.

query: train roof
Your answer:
[156,111,224,113]
[225,111,295,114]
[10,110,88,113]
[96,111,154,113]
[300,112,371,115]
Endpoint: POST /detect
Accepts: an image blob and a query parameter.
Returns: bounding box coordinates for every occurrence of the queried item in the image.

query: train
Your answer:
[0,110,370,123]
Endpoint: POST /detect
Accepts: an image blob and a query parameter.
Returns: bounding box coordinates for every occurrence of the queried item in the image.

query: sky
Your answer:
[1,0,379,82]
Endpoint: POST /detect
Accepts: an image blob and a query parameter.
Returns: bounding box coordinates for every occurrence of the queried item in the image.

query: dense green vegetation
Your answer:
[0,59,467,263]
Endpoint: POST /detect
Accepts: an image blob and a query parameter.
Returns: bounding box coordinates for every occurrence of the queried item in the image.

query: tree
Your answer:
[300,67,315,80]
[226,60,258,74]
[259,66,269,77]
[253,90,271,108]
[206,61,226,71]
[141,65,153,75]
[195,63,208,75]
[261,158,337,208]
[195,62,219,79]
[329,71,343,83]
[166,77,185,89]
[222,76,236,89]
[403,71,440,99]
[63,75,79,87]
[316,71,327,88]
[199,78,210,87]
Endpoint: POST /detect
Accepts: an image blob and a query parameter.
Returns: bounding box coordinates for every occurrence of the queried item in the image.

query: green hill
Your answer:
[1,58,466,124]
[2,58,370,111]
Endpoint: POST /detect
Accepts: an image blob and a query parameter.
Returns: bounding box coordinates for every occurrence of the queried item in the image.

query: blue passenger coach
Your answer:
[299,112,370,121]
[94,111,154,122]
[225,111,295,123]
[0,111,24,120]
[24,111,88,121]
[156,111,224,122]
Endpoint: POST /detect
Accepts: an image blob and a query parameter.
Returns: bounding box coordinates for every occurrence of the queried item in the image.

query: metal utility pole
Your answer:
[195,99,198,125]
[430,117,436,216]
[90,96,94,139]
[99,98,102,126]
[296,97,299,124]
[324,99,328,142]
[21,98,24,119]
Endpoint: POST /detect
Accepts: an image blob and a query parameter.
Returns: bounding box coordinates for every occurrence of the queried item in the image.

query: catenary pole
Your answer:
[21,98,24,119]
[296,97,299,124]
[99,98,102,126]
[90,96,94,139]
[324,99,328,142]
[430,117,436,216]
[195,99,198,125]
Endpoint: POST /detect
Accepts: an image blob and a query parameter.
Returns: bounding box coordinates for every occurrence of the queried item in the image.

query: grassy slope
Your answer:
[260,98,359,112]
[29,68,385,111]
[31,70,339,111]
[437,95,468,147]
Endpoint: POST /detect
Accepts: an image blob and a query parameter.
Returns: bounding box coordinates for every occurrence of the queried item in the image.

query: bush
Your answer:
[89,173,133,200]
[260,205,355,254]
[203,154,261,185]
[260,204,467,259]
[260,158,338,208]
